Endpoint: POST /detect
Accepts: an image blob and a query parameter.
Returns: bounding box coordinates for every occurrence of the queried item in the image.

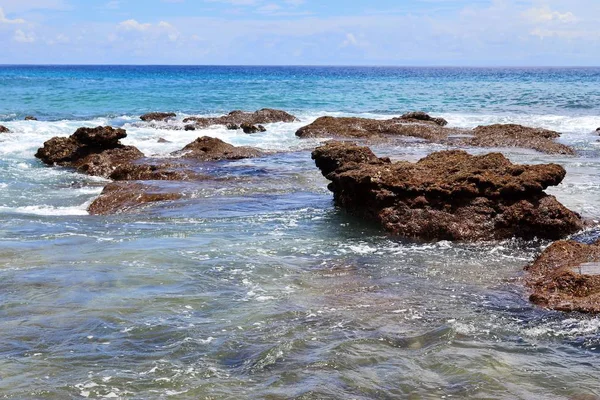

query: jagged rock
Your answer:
[184,124,196,131]
[24,116,37,121]
[226,123,240,130]
[183,108,298,128]
[173,136,263,161]
[312,141,583,241]
[157,137,171,143]
[399,111,448,126]
[527,240,600,313]
[35,126,143,178]
[0,125,10,133]
[88,182,183,215]
[140,112,176,122]
[241,123,266,134]
[296,115,574,155]
[109,162,204,181]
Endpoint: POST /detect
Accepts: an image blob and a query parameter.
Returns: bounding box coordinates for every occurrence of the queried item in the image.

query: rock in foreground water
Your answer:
[183,108,298,128]
[312,141,583,241]
[527,240,600,313]
[0,125,10,133]
[140,112,176,122]
[297,113,574,155]
[35,126,143,178]
[88,182,183,215]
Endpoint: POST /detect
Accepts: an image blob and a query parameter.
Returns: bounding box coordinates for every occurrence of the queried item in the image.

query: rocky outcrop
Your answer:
[183,108,298,129]
[88,182,183,215]
[173,136,263,161]
[184,124,196,131]
[312,141,583,241]
[24,116,37,121]
[140,112,176,122]
[241,123,266,134]
[296,114,574,155]
[0,125,10,133]
[527,240,600,313]
[109,162,203,181]
[35,126,143,178]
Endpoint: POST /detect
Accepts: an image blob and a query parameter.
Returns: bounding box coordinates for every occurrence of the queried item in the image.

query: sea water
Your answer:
[1,66,600,399]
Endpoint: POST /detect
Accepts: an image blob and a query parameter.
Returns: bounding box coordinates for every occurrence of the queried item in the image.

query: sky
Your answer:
[0,0,599,65]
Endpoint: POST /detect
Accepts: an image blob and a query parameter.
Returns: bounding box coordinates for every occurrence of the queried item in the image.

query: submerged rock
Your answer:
[24,116,37,121]
[88,182,183,215]
[183,108,298,129]
[173,136,263,161]
[184,124,196,131]
[35,126,143,178]
[0,125,10,133]
[109,162,203,181]
[312,141,583,241]
[157,137,171,143]
[241,123,266,134]
[140,112,176,122]
[296,114,574,155]
[527,240,600,313]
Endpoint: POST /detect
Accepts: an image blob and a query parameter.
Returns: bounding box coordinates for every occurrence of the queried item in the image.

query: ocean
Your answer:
[1,65,600,399]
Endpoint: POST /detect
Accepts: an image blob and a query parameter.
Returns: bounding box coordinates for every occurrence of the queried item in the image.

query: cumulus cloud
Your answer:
[119,19,152,31]
[13,29,35,42]
[522,6,577,23]
[0,7,25,24]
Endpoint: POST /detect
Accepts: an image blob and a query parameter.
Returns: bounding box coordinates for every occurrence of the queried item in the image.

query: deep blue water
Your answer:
[1,66,600,399]
[2,66,600,119]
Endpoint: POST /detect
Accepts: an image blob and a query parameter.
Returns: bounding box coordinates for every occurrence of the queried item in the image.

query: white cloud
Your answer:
[105,1,120,10]
[119,19,152,31]
[13,29,35,42]
[0,7,25,24]
[522,6,577,24]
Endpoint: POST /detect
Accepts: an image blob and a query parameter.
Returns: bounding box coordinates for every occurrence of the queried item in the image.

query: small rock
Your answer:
[140,112,176,122]
[0,125,10,133]
[173,136,263,161]
[157,138,171,143]
[184,124,196,131]
[88,182,183,215]
[24,116,37,121]
[226,123,240,130]
[241,123,267,134]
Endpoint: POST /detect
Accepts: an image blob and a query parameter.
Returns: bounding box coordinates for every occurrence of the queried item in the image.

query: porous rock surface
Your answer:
[526,240,600,313]
[173,136,264,161]
[312,141,583,241]
[88,182,183,215]
[183,108,298,128]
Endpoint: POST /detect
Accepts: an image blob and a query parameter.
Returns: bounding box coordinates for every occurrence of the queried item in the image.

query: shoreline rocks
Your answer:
[35,126,143,178]
[312,141,583,241]
[183,108,298,129]
[527,239,600,313]
[88,182,183,215]
[0,125,10,133]
[140,112,176,122]
[24,116,37,121]
[173,136,264,161]
[297,113,574,155]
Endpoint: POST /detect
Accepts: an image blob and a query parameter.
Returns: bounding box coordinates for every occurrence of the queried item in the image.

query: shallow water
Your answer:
[1,66,600,399]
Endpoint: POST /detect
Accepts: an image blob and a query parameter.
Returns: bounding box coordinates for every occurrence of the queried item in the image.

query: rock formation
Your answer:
[527,240,600,313]
[296,113,574,155]
[88,182,183,215]
[173,136,263,161]
[24,116,37,121]
[312,141,583,241]
[241,123,266,134]
[0,125,10,133]
[140,112,176,122]
[35,126,143,178]
[183,108,298,129]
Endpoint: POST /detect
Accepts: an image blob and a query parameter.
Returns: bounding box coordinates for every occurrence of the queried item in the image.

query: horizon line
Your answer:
[1,64,600,68]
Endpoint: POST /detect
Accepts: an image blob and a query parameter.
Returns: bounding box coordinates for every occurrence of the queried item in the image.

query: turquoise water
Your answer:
[1,66,600,399]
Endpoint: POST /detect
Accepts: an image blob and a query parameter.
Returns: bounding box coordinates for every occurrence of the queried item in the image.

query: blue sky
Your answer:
[0,0,598,65]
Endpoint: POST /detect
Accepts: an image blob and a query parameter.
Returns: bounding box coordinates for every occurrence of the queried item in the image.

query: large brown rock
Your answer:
[312,141,583,241]
[182,108,298,128]
[0,125,10,133]
[297,114,574,155]
[140,112,176,122]
[173,136,263,161]
[526,240,600,313]
[88,182,183,215]
[35,126,143,178]
[109,162,205,181]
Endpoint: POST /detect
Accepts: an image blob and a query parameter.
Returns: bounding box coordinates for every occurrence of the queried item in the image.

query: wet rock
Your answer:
[226,123,240,130]
[140,112,176,122]
[35,126,143,178]
[241,123,266,134]
[184,124,196,131]
[173,136,263,161]
[109,162,204,181]
[88,182,183,215]
[527,239,600,313]
[596,127,600,132]
[157,137,171,143]
[399,111,448,126]
[183,108,298,128]
[24,116,37,121]
[0,125,10,133]
[296,116,574,155]
[312,141,583,241]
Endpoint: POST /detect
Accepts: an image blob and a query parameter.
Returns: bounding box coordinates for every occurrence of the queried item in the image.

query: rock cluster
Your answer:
[312,141,583,241]
[527,240,600,313]
[183,108,298,129]
[35,126,143,178]
[297,113,574,155]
